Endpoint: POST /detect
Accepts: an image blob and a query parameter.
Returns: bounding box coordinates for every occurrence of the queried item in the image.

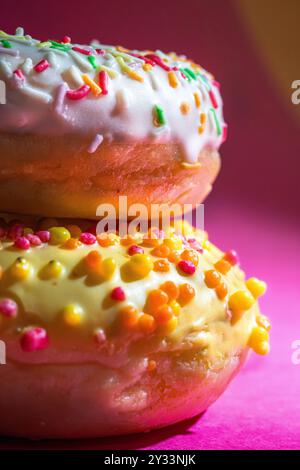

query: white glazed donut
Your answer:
[0,28,225,218]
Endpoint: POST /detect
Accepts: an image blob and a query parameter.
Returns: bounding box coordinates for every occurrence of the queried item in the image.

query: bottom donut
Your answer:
[0,216,270,438]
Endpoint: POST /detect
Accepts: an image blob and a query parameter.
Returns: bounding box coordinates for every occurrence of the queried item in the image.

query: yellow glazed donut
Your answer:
[0,28,225,219]
[0,217,270,438]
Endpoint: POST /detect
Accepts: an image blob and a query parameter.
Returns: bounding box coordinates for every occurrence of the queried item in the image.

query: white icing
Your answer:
[0,29,226,163]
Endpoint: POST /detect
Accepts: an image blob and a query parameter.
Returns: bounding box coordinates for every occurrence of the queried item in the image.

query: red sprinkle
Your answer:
[99,70,109,95]
[80,232,96,245]
[111,286,126,301]
[95,48,105,55]
[20,327,49,352]
[34,59,50,73]
[224,250,239,266]
[209,89,218,109]
[130,53,155,66]
[177,260,196,275]
[62,36,71,44]
[72,46,92,56]
[26,234,42,247]
[221,124,228,144]
[128,245,144,256]
[66,85,90,100]
[14,236,31,250]
[35,230,50,243]
[13,68,25,80]
[145,54,171,71]
[0,299,18,318]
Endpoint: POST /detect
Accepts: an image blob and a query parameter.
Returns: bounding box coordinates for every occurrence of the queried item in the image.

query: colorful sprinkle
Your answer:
[20,327,49,352]
[177,260,196,276]
[111,286,126,302]
[99,70,109,95]
[153,105,166,126]
[34,59,49,73]
[0,298,18,318]
[82,74,102,96]
[66,84,90,100]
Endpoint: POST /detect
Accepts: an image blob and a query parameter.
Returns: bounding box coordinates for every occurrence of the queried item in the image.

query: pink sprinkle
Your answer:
[66,84,90,100]
[145,54,171,71]
[177,260,196,275]
[54,82,67,114]
[128,245,144,255]
[26,234,42,246]
[94,328,106,345]
[20,327,49,352]
[188,238,203,253]
[0,299,18,318]
[212,79,221,89]
[72,46,91,56]
[8,223,24,241]
[34,59,50,73]
[62,36,71,44]
[13,68,25,80]
[87,134,103,154]
[221,124,228,144]
[99,70,109,95]
[111,286,126,301]
[209,89,218,109]
[14,236,30,250]
[224,250,239,266]
[80,232,96,245]
[35,230,50,243]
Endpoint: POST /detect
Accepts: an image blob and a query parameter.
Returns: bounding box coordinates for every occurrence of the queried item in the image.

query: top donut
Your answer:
[0,28,226,218]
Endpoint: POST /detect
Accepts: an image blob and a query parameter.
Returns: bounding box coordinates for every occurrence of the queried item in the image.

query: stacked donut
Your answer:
[0,28,270,438]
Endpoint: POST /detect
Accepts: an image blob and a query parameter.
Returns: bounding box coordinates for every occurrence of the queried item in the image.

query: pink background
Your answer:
[1,0,300,450]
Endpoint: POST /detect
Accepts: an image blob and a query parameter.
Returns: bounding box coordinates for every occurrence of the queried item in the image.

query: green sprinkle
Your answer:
[38,41,52,48]
[1,39,12,49]
[154,105,166,126]
[210,108,222,136]
[179,68,191,82]
[49,40,71,52]
[183,67,197,80]
[88,55,97,69]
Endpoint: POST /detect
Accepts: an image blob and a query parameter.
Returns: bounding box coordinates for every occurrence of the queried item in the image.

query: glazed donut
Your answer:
[0,217,270,438]
[0,29,225,219]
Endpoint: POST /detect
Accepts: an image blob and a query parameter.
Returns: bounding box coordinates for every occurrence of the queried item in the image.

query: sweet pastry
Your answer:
[0,28,225,218]
[0,217,270,438]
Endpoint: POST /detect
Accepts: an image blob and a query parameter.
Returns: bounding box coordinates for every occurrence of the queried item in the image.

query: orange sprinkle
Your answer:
[82,74,102,96]
[121,235,136,246]
[181,248,199,267]
[194,92,201,108]
[65,224,82,239]
[116,45,129,52]
[63,237,82,250]
[204,269,221,288]
[147,359,157,371]
[168,250,181,264]
[97,234,118,247]
[138,314,157,334]
[84,250,102,272]
[151,244,170,258]
[153,259,170,272]
[214,258,232,274]
[180,102,190,115]
[143,63,152,72]
[155,305,173,324]
[215,280,228,300]
[178,283,195,306]
[119,305,139,329]
[145,289,168,314]
[160,281,179,301]
[168,71,179,88]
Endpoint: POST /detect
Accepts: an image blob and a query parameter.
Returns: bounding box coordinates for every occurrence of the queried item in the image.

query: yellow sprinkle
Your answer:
[181,161,202,169]
[99,257,116,280]
[82,74,102,96]
[246,277,267,299]
[10,258,31,280]
[63,304,84,326]
[169,300,181,317]
[194,92,201,108]
[164,236,183,252]
[180,102,190,115]
[41,260,63,280]
[49,227,71,245]
[248,326,270,355]
[116,56,144,82]
[98,65,118,79]
[168,71,178,88]
[160,316,178,334]
[228,290,255,312]
[116,45,129,53]
[121,254,154,282]
[143,63,152,72]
